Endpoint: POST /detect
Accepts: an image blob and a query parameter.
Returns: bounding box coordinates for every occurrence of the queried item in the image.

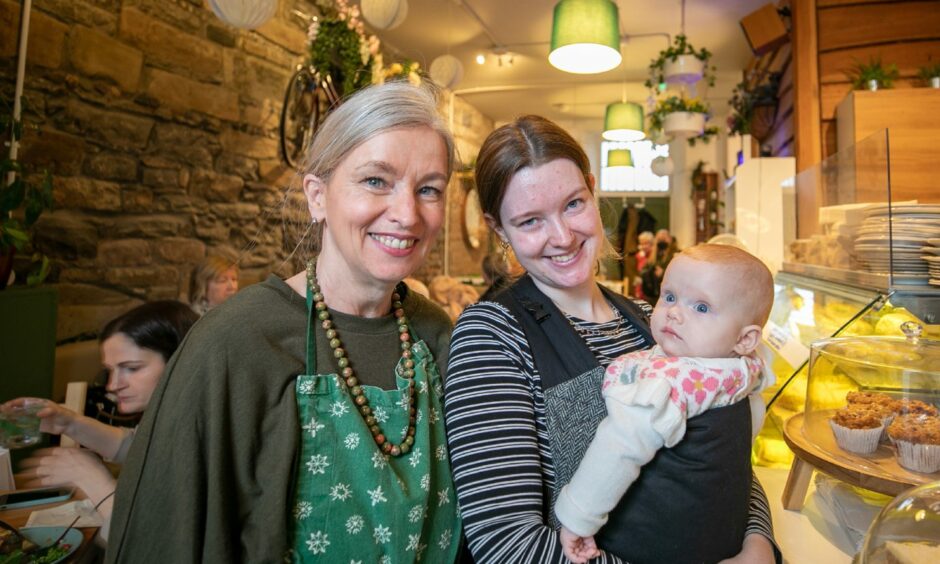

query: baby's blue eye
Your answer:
[663,293,676,303]
[694,303,709,313]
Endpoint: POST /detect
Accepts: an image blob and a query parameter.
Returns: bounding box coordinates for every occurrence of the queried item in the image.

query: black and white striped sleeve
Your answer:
[747,473,783,563]
[444,303,625,564]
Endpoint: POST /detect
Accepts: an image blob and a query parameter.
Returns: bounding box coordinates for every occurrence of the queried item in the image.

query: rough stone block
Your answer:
[153,237,205,264]
[63,99,154,151]
[146,68,239,122]
[34,211,98,259]
[231,53,291,103]
[19,129,86,177]
[190,169,245,202]
[106,265,179,288]
[109,214,190,238]
[53,176,122,211]
[119,7,223,84]
[98,238,151,266]
[213,202,260,219]
[220,128,278,160]
[86,152,138,181]
[216,152,259,180]
[34,0,117,33]
[149,123,217,168]
[240,98,280,131]
[255,16,306,54]
[142,167,180,189]
[121,185,154,212]
[69,25,143,92]
[206,23,238,48]
[0,1,18,59]
[28,9,68,69]
[154,193,205,213]
[194,221,230,243]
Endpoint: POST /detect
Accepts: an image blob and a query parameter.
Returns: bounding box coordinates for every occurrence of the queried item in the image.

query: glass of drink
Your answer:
[0,398,44,448]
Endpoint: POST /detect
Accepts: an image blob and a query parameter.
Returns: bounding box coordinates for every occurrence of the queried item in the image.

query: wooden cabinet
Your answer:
[693,171,720,244]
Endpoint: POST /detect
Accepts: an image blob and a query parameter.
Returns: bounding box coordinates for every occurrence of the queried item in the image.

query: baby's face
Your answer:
[650,255,753,358]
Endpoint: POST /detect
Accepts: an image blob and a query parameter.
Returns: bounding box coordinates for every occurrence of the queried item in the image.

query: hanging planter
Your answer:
[663,111,705,138]
[645,34,716,90]
[648,95,718,145]
[727,73,780,141]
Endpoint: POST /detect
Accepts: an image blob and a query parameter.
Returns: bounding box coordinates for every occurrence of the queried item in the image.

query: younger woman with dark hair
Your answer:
[4,300,198,541]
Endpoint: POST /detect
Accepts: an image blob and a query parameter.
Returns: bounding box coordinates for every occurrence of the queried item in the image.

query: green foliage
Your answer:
[307,0,377,96]
[644,34,717,90]
[647,95,717,147]
[917,62,940,82]
[1,98,54,286]
[846,57,899,90]
[727,73,781,136]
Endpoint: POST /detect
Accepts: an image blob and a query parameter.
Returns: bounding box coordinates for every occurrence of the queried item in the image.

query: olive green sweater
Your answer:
[105,276,452,563]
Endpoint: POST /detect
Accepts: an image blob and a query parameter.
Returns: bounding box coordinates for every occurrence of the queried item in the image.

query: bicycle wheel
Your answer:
[279,67,334,169]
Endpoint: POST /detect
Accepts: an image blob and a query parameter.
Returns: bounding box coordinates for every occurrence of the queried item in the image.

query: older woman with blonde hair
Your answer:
[188,255,239,315]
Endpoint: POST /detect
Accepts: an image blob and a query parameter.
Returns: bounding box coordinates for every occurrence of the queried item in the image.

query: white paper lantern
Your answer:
[650,156,675,177]
[429,55,463,89]
[209,0,277,30]
[361,0,409,31]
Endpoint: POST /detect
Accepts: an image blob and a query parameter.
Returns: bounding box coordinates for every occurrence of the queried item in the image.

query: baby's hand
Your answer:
[559,526,600,563]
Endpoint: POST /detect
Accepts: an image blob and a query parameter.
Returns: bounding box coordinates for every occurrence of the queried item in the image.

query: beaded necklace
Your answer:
[306,260,417,457]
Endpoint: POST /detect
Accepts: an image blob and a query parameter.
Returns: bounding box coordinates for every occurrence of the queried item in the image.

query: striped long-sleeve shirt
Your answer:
[444,299,779,563]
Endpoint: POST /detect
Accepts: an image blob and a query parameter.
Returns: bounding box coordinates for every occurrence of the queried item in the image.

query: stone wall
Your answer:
[1,0,493,340]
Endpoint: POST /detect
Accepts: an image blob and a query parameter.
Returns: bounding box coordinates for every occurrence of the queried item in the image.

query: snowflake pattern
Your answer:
[372,451,388,469]
[294,500,312,520]
[368,485,387,506]
[417,380,428,394]
[379,556,391,564]
[305,453,330,475]
[297,379,314,395]
[350,561,362,564]
[345,514,364,534]
[439,528,453,550]
[305,530,329,555]
[399,393,411,411]
[416,409,423,424]
[438,487,451,506]
[416,542,427,561]
[409,447,422,468]
[344,432,360,450]
[420,473,430,491]
[330,400,349,417]
[406,533,421,551]
[329,482,352,501]
[302,416,326,439]
[435,444,447,461]
[428,407,439,425]
[373,406,389,424]
[373,524,392,544]
[433,381,443,398]
[407,504,426,523]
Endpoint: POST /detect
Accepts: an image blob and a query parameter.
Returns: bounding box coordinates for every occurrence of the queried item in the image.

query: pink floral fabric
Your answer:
[603,347,763,417]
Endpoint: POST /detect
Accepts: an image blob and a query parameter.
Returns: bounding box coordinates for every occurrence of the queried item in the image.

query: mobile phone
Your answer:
[0,486,74,510]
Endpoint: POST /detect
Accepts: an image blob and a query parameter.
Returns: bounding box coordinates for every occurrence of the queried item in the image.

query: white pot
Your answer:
[867,79,879,91]
[663,112,706,139]
[931,76,940,89]
[663,54,705,84]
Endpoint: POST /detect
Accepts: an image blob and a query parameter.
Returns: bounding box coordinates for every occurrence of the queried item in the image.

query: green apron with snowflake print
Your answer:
[288,286,461,563]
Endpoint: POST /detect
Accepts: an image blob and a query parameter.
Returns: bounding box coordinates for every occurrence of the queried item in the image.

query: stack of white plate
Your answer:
[924,238,940,286]
[854,204,940,279]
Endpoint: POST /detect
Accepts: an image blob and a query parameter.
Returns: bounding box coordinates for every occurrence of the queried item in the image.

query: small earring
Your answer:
[312,217,318,225]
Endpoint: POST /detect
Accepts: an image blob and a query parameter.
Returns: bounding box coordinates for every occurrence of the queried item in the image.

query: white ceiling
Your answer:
[374,0,768,129]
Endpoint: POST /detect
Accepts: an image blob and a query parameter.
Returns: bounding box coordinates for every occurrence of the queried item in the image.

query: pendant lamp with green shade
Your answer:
[607,148,634,168]
[549,0,621,74]
[603,102,645,141]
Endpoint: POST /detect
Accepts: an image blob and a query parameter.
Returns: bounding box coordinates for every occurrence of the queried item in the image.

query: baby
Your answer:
[555,244,776,563]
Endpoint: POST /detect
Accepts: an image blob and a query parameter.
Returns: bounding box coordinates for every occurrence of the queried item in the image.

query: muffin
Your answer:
[830,407,885,454]
[894,399,939,417]
[886,415,940,473]
[846,390,893,407]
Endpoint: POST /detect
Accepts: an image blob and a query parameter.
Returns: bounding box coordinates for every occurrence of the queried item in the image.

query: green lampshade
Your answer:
[549,0,621,74]
[603,102,645,141]
[607,149,633,167]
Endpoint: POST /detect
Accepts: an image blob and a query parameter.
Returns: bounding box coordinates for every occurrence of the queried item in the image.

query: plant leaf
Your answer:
[0,177,26,213]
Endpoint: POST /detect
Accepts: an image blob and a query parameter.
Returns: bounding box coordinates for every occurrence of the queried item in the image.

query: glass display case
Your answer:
[751,130,940,501]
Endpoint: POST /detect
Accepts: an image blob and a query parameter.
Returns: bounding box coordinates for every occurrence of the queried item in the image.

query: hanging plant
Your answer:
[383,59,422,86]
[307,0,381,96]
[648,95,719,146]
[644,34,717,90]
[727,72,781,137]
[845,57,899,91]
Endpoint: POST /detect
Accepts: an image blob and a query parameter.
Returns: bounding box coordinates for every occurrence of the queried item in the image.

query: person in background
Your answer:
[188,255,239,315]
[444,115,779,564]
[632,231,654,300]
[556,244,776,563]
[5,300,198,542]
[640,229,680,305]
[105,81,461,563]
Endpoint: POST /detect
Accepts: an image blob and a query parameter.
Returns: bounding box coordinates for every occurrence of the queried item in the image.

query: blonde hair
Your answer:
[679,244,774,326]
[189,256,238,306]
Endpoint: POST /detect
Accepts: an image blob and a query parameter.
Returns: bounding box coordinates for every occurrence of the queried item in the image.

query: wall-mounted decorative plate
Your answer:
[463,188,484,249]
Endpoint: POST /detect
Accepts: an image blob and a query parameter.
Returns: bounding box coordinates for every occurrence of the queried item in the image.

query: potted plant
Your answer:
[1,101,53,290]
[846,57,899,91]
[918,62,940,89]
[648,95,719,145]
[727,73,780,142]
[644,34,717,89]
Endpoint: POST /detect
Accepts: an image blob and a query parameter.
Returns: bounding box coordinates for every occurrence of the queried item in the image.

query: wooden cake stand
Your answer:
[781,412,938,510]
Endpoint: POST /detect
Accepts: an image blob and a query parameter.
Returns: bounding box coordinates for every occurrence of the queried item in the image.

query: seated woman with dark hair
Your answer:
[3,300,198,541]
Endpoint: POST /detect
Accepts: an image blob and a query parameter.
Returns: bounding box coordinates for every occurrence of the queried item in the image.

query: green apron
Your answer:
[288,286,461,563]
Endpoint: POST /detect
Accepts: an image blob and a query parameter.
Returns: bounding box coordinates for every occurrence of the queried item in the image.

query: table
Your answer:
[756,466,856,563]
[0,494,99,563]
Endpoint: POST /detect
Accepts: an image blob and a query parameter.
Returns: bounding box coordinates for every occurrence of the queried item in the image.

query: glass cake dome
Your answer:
[858,480,940,563]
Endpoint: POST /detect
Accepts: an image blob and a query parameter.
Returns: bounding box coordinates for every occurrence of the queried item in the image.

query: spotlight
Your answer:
[475,54,486,65]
